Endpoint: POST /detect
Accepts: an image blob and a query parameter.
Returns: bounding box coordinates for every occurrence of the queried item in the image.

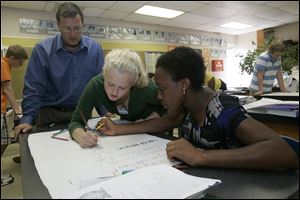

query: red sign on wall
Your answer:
[212,60,223,71]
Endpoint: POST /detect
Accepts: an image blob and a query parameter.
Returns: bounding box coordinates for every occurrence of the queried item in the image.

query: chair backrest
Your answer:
[280,135,299,157]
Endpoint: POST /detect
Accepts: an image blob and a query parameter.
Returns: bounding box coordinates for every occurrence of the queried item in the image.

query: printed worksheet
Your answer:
[28,129,178,198]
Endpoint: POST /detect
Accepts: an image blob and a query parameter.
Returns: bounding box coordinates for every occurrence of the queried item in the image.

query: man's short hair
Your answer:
[268,40,285,54]
[56,2,84,24]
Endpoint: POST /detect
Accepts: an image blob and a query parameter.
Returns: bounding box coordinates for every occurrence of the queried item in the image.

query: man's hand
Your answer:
[254,90,263,96]
[14,123,33,139]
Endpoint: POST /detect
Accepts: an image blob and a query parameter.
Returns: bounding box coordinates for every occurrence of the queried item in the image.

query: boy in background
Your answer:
[1,45,28,186]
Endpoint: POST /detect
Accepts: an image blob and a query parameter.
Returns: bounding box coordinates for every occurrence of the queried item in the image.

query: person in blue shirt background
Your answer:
[249,40,287,96]
[15,2,104,135]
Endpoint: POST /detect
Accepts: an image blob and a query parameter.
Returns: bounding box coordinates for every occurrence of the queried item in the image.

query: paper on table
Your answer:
[262,92,299,97]
[243,98,298,111]
[28,131,179,198]
[62,165,221,199]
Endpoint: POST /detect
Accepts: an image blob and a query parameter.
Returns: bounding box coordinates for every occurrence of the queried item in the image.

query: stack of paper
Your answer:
[264,104,299,118]
[62,165,221,199]
[244,98,299,118]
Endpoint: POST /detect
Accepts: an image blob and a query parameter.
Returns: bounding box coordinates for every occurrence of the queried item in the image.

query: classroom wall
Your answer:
[1,7,237,100]
[1,7,237,47]
[273,22,299,42]
[231,31,257,88]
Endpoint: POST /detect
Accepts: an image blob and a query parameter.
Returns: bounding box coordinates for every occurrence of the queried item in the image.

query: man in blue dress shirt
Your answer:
[15,2,104,135]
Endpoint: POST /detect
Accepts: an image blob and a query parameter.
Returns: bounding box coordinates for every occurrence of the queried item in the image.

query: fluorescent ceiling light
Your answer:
[135,5,184,19]
[220,22,252,29]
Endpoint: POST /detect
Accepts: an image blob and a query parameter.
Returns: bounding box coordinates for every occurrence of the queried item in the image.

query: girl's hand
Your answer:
[100,117,118,136]
[166,138,205,166]
[73,129,98,148]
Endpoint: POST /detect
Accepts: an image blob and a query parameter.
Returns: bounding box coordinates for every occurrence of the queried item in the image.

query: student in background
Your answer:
[1,45,28,186]
[249,40,286,96]
[100,46,298,171]
[204,70,227,91]
[15,2,105,136]
[69,49,165,148]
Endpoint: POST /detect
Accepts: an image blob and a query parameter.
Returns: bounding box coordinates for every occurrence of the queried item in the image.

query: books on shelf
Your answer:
[62,165,221,199]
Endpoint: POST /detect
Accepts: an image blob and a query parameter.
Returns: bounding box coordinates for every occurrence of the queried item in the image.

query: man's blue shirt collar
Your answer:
[55,33,87,52]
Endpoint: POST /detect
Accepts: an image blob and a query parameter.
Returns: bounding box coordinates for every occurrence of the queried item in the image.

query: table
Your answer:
[247,112,299,140]
[20,124,299,199]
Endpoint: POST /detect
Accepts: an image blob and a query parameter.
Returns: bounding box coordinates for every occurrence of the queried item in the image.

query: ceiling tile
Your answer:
[205,27,245,35]
[265,1,291,8]
[123,13,168,25]
[1,1,46,11]
[193,24,216,31]
[148,1,204,12]
[52,1,116,9]
[208,1,261,10]
[109,1,145,13]
[160,19,199,26]
[236,4,275,15]
[190,5,238,18]
[279,4,299,15]
[255,8,296,20]
[82,8,105,17]
[44,2,56,12]
[1,0,298,36]
[228,15,277,26]
[174,13,216,24]
[277,16,299,24]
[100,10,129,20]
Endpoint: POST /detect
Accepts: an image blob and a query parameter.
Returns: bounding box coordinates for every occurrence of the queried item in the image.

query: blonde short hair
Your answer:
[268,40,284,53]
[103,49,148,88]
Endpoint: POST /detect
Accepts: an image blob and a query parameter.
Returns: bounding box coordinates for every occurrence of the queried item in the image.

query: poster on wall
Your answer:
[122,27,138,40]
[179,34,189,44]
[166,32,180,43]
[220,49,227,58]
[17,17,224,51]
[212,60,224,71]
[211,38,221,47]
[189,35,201,45]
[44,20,58,35]
[220,39,228,47]
[138,29,152,41]
[85,24,106,38]
[19,18,45,34]
[201,36,211,46]
[153,31,167,42]
[210,49,220,58]
[107,26,122,39]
